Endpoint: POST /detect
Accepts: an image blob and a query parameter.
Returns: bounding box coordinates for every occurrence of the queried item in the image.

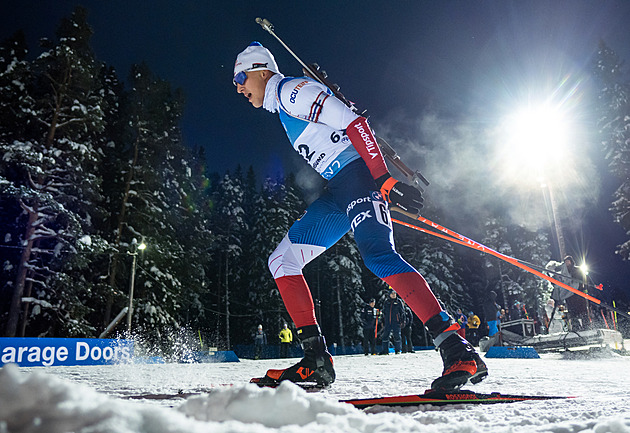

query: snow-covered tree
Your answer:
[394,211,470,314]
[205,170,248,348]
[593,41,630,260]
[234,174,302,345]
[480,217,552,319]
[320,233,365,347]
[104,61,210,345]
[1,7,109,337]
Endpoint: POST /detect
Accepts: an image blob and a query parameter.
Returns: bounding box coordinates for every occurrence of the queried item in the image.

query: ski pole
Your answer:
[503,256,603,293]
[391,214,630,320]
[391,216,600,301]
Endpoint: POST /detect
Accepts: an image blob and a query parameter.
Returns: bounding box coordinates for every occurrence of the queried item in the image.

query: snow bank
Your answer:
[3,357,630,433]
[0,364,424,433]
[178,381,356,427]
[0,364,205,433]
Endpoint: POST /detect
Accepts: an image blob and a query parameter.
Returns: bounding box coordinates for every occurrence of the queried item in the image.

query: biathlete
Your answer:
[233,42,488,390]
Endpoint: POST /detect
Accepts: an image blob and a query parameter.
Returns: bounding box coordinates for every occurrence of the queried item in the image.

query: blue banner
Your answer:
[0,338,134,367]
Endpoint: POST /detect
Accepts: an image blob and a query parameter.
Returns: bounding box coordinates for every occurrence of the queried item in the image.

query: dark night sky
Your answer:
[4,1,630,305]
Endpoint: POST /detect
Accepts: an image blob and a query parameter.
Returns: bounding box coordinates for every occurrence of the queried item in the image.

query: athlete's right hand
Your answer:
[376,174,424,216]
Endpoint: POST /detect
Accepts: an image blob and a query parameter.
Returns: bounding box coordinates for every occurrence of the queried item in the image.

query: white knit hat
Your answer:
[233,42,280,79]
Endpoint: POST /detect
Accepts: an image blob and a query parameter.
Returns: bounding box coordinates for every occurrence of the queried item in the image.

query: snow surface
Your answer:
[1,347,630,433]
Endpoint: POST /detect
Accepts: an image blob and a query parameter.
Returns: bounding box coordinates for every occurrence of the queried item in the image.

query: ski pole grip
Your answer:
[390,205,421,220]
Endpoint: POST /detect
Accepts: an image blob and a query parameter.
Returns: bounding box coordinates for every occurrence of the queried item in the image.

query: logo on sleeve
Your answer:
[371,191,384,202]
[351,210,372,231]
[352,122,379,159]
[289,80,309,104]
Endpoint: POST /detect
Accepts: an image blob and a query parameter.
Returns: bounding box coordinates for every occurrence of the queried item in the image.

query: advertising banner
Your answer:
[0,338,134,367]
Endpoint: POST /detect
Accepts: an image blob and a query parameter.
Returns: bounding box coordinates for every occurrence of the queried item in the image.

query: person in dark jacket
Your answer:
[483,291,501,337]
[253,324,267,360]
[546,255,590,330]
[361,298,379,355]
[455,308,468,338]
[401,303,415,353]
[380,289,405,354]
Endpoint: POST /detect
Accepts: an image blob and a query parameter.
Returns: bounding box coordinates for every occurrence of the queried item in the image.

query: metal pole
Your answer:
[546,183,566,259]
[126,242,138,334]
[100,307,128,339]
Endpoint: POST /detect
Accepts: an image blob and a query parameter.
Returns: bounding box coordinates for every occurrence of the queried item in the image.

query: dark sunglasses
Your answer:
[233,71,248,86]
[233,63,268,86]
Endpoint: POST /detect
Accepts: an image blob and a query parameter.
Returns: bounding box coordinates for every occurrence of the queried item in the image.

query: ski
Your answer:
[123,390,204,400]
[341,389,573,409]
[120,386,572,408]
[120,382,325,400]
[250,377,329,391]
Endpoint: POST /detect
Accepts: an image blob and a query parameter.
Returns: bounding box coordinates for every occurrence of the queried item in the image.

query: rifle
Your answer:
[255,18,430,192]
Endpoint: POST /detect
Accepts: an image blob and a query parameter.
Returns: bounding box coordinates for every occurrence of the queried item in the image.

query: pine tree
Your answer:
[593,41,630,259]
[105,62,208,346]
[206,171,247,348]
[0,30,31,330]
[171,146,216,333]
[509,225,553,315]
[1,7,109,337]
[232,173,314,345]
[480,217,552,317]
[320,233,365,346]
[393,210,470,313]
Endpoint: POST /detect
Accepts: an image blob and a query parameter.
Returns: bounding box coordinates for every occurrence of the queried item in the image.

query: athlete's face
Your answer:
[236,70,270,109]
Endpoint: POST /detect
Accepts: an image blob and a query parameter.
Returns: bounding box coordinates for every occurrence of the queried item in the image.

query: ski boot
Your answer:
[251,325,335,388]
[425,312,488,390]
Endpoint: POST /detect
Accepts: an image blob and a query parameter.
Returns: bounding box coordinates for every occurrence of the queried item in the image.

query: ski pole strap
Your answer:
[379,176,399,202]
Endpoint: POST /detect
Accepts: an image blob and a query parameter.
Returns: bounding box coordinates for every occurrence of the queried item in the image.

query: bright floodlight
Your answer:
[579,263,588,276]
[502,103,570,169]
[138,242,147,250]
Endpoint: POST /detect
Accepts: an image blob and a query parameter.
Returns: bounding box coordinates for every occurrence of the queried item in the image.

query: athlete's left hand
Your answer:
[377,174,424,216]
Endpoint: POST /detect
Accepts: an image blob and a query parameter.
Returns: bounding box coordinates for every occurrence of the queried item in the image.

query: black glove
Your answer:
[376,174,424,216]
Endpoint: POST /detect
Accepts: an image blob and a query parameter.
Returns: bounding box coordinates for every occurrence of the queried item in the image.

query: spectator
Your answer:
[546,255,590,330]
[401,303,415,353]
[510,300,529,320]
[509,301,520,321]
[278,323,293,358]
[466,311,481,346]
[520,302,529,319]
[361,298,379,355]
[544,299,566,333]
[253,324,267,360]
[483,291,501,337]
[455,308,468,338]
[379,289,405,354]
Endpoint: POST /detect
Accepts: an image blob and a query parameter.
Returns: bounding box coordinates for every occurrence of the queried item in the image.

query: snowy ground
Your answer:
[1,345,630,433]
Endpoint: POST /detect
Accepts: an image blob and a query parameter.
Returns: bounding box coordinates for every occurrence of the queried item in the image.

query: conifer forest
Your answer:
[2,7,629,353]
